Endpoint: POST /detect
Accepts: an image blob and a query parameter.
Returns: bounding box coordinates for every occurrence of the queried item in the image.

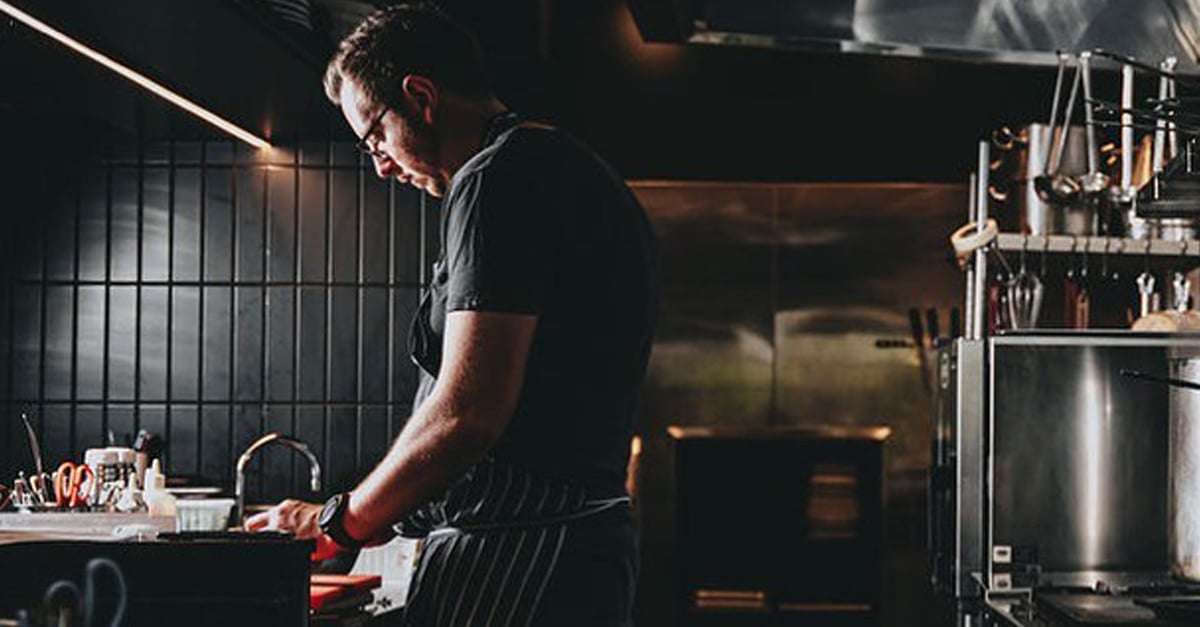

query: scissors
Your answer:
[55,462,95,508]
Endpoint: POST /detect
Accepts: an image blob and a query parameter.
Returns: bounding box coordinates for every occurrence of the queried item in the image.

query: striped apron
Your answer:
[394,457,637,627]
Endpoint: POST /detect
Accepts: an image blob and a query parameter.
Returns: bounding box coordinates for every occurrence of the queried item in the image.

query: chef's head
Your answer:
[323,3,493,197]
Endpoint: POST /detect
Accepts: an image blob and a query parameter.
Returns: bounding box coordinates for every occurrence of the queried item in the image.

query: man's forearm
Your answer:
[337,311,535,543]
[341,393,501,542]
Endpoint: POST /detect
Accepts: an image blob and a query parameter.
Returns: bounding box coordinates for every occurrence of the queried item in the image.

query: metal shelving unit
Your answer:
[994,233,1200,257]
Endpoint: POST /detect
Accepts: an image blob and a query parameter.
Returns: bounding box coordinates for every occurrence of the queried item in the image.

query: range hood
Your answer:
[1,0,348,142]
[627,0,1200,74]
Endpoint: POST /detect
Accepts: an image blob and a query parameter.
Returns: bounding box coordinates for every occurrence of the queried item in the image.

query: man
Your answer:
[245,4,659,626]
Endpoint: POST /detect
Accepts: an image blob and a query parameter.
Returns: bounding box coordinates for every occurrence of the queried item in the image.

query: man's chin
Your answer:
[420,180,445,198]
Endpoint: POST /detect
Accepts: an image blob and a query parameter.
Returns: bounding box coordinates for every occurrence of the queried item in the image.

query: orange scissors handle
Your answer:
[55,462,94,508]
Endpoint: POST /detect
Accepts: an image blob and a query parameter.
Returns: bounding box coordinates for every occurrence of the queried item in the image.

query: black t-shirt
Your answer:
[409,113,659,498]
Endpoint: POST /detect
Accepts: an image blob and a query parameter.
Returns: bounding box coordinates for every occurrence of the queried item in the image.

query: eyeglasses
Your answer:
[355,107,389,158]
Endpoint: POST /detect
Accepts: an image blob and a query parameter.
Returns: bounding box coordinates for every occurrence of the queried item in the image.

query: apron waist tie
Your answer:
[427,496,630,538]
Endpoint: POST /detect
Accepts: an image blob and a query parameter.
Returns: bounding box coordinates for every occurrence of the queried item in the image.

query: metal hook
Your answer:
[1040,235,1050,277]
[1079,237,1090,278]
[1101,237,1115,279]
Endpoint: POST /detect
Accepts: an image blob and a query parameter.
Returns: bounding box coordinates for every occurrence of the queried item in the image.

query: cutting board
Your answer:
[309,574,383,613]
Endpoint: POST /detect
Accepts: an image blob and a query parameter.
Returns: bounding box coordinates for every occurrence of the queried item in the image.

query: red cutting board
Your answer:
[310,574,382,596]
[310,585,347,613]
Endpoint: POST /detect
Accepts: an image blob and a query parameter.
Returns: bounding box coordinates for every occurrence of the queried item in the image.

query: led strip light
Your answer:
[1,0,272,149]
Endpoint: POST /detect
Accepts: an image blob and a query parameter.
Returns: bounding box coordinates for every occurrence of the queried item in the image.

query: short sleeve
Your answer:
[443,156,553,314]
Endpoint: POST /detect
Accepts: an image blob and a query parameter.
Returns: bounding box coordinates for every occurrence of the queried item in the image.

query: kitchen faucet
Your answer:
[234,432,321,527]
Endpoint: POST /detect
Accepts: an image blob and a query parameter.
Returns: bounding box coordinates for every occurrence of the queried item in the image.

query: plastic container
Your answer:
[175,498,236,532]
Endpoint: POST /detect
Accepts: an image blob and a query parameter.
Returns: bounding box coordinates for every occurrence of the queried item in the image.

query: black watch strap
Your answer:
[319,492,364,550]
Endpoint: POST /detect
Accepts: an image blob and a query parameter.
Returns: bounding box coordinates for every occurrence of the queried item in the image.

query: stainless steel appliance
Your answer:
[930,331,1200,626]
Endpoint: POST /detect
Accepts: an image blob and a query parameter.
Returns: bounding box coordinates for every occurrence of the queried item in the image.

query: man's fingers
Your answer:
[244,511,271,531]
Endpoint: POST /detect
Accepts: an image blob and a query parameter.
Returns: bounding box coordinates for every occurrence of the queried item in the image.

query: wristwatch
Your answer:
[318,492,364,549]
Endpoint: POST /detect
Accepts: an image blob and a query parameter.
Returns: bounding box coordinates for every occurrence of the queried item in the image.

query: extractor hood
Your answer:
[627,0,1200,74]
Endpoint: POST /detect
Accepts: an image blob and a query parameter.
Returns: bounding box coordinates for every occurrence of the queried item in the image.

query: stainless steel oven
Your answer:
[930,332,1200,625]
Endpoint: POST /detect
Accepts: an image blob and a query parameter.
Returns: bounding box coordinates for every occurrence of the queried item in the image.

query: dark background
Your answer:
[0,0,1104,625]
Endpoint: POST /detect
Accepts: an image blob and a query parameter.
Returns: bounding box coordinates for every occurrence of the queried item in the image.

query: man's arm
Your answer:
[245,310,536,543]
[343,310,536,540]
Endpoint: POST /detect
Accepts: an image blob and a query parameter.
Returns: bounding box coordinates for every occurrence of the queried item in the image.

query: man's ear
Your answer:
[401,75,438,124]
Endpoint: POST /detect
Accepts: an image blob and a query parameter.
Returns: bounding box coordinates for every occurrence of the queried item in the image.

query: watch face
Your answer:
[318,494,341,528]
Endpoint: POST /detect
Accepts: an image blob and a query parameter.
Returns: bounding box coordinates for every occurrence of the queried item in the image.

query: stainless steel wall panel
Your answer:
[633,183,776,429]
[634,184,775,287]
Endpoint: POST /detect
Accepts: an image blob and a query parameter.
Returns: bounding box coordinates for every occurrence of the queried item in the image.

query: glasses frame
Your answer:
[355,106,389,158]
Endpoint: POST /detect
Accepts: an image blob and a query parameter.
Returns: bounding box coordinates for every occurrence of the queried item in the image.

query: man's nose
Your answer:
[371,153,394,179]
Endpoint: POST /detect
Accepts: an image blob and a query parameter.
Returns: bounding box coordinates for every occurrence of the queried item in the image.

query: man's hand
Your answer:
[244,499,323,538]
[245,499,346,560]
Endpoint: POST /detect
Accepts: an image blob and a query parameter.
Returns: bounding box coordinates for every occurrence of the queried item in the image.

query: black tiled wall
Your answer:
[1,140,436,504]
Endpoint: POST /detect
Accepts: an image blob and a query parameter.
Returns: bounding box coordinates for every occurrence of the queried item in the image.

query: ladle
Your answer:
[1077,52,1112,195]
[1035,57,1084,205]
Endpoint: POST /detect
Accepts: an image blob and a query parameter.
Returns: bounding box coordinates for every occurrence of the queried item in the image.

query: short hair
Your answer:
[323,3,491,108]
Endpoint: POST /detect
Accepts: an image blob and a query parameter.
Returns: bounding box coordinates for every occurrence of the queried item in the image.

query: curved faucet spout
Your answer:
[234,432,322,527]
